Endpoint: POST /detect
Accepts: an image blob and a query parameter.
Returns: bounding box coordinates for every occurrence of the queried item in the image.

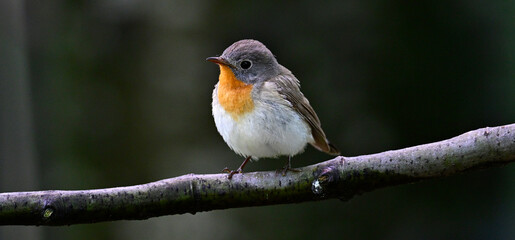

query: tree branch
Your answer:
[1,124,514,226]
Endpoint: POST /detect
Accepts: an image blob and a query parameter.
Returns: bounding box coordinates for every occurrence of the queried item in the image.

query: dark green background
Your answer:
[1,1,514,239]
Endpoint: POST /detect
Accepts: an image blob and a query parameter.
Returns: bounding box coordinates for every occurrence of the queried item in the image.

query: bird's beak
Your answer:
[206,57,234,68]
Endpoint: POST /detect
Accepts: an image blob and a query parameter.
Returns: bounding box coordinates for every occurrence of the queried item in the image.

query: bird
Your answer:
[207,39,339,179]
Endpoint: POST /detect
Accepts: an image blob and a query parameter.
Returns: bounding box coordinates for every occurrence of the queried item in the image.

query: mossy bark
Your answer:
[0,124,514,226]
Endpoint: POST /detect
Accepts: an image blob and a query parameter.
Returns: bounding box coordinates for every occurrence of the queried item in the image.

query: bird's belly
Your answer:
[212,99,312,159]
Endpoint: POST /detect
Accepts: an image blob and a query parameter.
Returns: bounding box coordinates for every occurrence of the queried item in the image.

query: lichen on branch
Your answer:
[0,124,514,226]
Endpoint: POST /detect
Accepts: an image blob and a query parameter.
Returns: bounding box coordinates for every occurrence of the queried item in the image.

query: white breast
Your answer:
[212,82,313,159]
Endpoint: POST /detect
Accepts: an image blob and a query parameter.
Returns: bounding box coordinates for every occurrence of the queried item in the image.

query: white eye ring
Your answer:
[240,60,252,69]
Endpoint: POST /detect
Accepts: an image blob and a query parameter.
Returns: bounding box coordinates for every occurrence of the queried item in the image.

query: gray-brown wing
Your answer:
[271,67,340,155]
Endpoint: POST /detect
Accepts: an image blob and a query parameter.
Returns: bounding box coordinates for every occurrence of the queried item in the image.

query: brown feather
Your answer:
[271,66,340,155]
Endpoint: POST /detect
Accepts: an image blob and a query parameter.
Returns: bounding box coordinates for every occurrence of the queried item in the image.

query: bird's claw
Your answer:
[222,167,242,179]
[277,165,301,176]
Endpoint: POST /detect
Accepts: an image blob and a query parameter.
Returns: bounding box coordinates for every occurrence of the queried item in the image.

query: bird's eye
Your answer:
[240,60,252,69]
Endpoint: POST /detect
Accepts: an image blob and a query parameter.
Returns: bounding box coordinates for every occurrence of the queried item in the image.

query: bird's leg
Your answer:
[222,156,252,179]
[279,156,301,176]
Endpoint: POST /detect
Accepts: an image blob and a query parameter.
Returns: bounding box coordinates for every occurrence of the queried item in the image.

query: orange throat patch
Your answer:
[217,64,254,120]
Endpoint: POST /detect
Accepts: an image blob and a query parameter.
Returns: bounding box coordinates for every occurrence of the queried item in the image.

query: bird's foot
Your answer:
[277,162,301,176]
[276,156,301,176]
[222,156,252,179]
[222,167,242,179]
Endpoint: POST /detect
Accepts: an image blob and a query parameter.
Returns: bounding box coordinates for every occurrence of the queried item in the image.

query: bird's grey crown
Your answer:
[220,39,280,84]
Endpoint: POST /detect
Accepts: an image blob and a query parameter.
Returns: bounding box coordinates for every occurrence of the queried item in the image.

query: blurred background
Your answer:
[1,0,514,239]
